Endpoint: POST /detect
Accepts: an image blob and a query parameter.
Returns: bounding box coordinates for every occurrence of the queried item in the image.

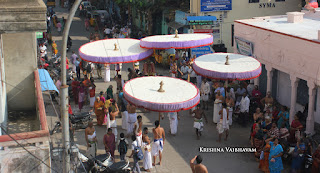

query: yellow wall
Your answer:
[190,0,302,52]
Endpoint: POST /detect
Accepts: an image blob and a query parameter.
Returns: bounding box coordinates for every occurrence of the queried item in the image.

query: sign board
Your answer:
[201,0,232,12]
[191,46,214,58]
[175,10,187,25]
[36,32,43,39]
[234,36,254,56]
[187,16,217,25]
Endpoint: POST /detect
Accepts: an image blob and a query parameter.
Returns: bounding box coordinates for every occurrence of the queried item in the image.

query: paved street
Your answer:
[47,5,261,173]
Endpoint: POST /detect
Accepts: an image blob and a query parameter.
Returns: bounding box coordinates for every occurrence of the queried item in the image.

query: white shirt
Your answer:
[180,66,189,78]
[240,96,250,113]
[104,28,111,34]
[200,82,210,95]
[247,84,254,97]
[40,45,47,54]
[131,140,138,150]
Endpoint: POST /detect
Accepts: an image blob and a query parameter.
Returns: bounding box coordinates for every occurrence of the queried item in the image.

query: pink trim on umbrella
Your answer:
[78,38,153,64]
[123,76,200,112]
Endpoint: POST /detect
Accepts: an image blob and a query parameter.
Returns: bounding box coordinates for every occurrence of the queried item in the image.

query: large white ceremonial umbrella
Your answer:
[192,53,262,80]
[140,30,213,49]
[79,38,153,64]
[123,76,200,112]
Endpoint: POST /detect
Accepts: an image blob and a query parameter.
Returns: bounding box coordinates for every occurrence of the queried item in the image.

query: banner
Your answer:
[235,36,254,56]
[191,46,214,58]
[201,0,232,12]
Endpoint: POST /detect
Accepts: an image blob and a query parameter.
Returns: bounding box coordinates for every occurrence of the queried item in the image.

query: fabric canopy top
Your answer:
[123,76,200,112]
[38,69,59,93]
[79,38,153,64]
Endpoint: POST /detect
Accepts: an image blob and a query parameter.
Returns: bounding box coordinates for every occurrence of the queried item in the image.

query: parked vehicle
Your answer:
[70,112,93,129]
[78,150,130,173]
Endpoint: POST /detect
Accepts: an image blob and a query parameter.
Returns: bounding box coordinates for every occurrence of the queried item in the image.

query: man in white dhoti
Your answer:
[217,103,229,142]
[134,115,143,147]
[104,64,110,82]
[226,93,235,126]
[168,112,179,135]
[213,90,224,123]
[142,127,153,172]
[152,120,165,166]
[200,78,210,110]
[192,104,208,140]
[127,104,137,137]
[119,92,128,130]
[109,102,119,141]
[85,122,97,158]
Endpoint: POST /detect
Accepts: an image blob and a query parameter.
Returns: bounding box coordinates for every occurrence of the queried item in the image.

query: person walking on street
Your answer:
[152,120,165,166]
[190,155,208,173]
[118,133,128,161]
[192,104,208,140]
[134,115,143,147]
[74,57,81,80]
[103,128,116,158]
[142,127,153,172]
[109,102,119,141]
[239,92,250,127]
[168,112,179,136]
[85,122,97,158]
[129,135,141,173]
[217,103,229,142]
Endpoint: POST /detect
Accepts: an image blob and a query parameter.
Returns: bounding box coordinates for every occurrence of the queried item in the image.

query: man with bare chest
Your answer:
[109,102,119,141]
[261,91,274,112]
[85,122,97,157]
[151,120,165,166]
[134,115,143,147]
[127,103,137,137]
[192,104,208,140]
[190,155,208,173]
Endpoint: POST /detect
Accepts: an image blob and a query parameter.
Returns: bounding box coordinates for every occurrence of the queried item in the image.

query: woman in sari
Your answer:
[78,83,86,112]
[277,106,289,129]
[71,78,80,105]
[106,85,114,99]
[268,123,280,139]
[93,97,105,126]
[312,144,320,173]
[269,138,284,173]
[259,141,271,173]
[253,125,265,161]
[289,114,303,143]
[103,128,116,158]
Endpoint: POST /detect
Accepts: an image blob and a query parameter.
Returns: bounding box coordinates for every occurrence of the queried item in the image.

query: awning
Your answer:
[38,69,59,93]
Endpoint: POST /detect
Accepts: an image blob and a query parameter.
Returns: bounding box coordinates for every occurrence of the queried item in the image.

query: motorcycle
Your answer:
[78,151,131,173]
[70,112,93,129]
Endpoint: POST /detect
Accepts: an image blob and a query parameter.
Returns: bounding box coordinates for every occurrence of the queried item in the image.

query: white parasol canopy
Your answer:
[123,76,200,112]
[79,38,153,64]
[192,53,262,80]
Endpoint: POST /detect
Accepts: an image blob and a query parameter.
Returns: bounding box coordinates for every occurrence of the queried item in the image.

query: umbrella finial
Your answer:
[114,43,119,51]
[225,55,230,65]
[174,29,179,38]
[157,81,165,92]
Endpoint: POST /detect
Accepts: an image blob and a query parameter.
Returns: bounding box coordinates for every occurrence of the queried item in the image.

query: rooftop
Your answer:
[235,9,320,42]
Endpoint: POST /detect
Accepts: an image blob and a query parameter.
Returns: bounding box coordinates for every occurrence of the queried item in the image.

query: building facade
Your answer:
[190,0,301,52]
[234,10,320,134]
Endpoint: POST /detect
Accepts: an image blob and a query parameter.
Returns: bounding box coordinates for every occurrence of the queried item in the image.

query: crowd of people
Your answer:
[38,3,320,173]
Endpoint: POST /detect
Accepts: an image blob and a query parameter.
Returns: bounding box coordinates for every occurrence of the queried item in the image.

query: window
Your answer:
[249,0,259,3]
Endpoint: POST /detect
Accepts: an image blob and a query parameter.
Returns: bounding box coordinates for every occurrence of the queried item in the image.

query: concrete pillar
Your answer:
[266,65,273,93]
[306,81,316,135]
[289,75,299,124]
